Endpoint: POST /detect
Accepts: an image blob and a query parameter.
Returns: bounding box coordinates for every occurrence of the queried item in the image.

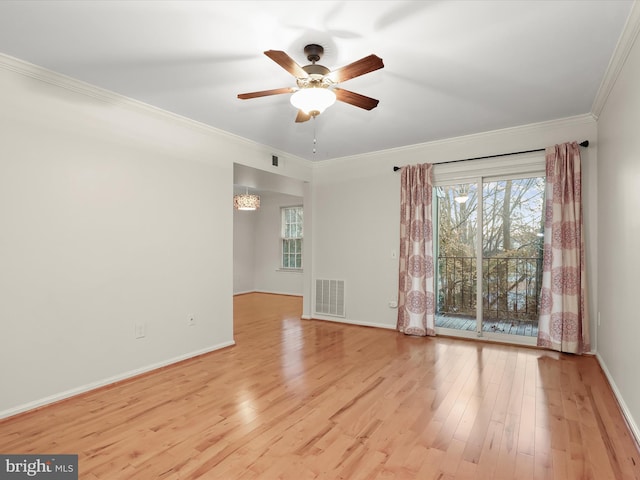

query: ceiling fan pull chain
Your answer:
[313,118,317,154]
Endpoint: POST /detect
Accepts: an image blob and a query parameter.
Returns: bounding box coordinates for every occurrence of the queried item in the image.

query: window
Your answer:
[281,206,303,269]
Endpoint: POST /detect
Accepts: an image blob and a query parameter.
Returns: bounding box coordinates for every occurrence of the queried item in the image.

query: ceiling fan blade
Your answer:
[334,88,380,110]
[237,87,294,100]
[327,54,384,83]
[264,50,309,78]
[295,110,311,123]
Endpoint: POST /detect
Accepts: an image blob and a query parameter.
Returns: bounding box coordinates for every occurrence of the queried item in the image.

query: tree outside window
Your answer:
[281,206,303,269]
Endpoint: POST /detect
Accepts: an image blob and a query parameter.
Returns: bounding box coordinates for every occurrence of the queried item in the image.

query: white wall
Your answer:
[233,208,255,294]
[311,116,598,334]
[0,55,311,417]
[311,172,400,328]
[596,22,640,441]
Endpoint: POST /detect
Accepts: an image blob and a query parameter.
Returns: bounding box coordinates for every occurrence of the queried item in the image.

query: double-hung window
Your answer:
[281,206,303,269]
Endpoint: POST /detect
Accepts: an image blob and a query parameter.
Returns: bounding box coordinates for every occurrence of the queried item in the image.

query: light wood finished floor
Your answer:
[1,293,639,479]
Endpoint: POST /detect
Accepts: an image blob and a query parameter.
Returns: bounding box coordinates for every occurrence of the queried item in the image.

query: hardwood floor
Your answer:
[1,292,639,479]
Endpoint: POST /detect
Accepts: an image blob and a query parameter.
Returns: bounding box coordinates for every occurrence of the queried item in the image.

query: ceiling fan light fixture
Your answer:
[454,189,469,203]
[290,87,336,116]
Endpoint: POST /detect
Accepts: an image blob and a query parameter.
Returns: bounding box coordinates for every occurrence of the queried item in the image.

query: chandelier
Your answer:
[233,188,260,211]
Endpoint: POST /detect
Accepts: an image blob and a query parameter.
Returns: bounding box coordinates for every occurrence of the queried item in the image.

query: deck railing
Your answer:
[437,255,541,322]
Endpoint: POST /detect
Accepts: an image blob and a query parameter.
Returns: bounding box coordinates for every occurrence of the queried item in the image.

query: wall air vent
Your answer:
[315,279,345,318]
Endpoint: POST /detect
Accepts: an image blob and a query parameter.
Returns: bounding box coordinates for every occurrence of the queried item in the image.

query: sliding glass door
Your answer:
[435,174,545,343]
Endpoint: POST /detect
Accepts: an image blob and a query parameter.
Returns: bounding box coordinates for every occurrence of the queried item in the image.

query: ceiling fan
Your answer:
[237,44,384,123]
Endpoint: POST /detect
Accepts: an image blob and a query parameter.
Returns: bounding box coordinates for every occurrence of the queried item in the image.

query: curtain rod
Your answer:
[392,140,589,171]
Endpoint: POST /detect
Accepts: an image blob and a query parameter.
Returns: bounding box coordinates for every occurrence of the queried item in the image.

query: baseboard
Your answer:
[253,290,303,297]
[234,290,303,298]
[233,290,255,296]
[595,352,640,448]
[0,341,235,420]
[310,314,396,330]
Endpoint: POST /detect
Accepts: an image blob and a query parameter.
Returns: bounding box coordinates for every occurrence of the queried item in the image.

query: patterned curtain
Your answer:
[537,142,590,353]
[397,163,436,336]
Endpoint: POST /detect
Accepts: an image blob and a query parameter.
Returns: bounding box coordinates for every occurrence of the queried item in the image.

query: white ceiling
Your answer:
[0,1,634,161]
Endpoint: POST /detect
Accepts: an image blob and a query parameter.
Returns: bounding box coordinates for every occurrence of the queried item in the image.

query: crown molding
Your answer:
[0,52,310,170]
[0,52,213,132]
[313,113,597,169]
[591,0,640,119]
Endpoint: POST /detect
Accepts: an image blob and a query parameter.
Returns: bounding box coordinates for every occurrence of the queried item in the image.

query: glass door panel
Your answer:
[481,177,544,337]
[435,182,479,333]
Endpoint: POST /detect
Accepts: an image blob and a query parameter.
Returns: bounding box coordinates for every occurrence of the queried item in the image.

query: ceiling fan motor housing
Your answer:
[304,43,324,63]
[302,64,330,76]
[301,45,331,85]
